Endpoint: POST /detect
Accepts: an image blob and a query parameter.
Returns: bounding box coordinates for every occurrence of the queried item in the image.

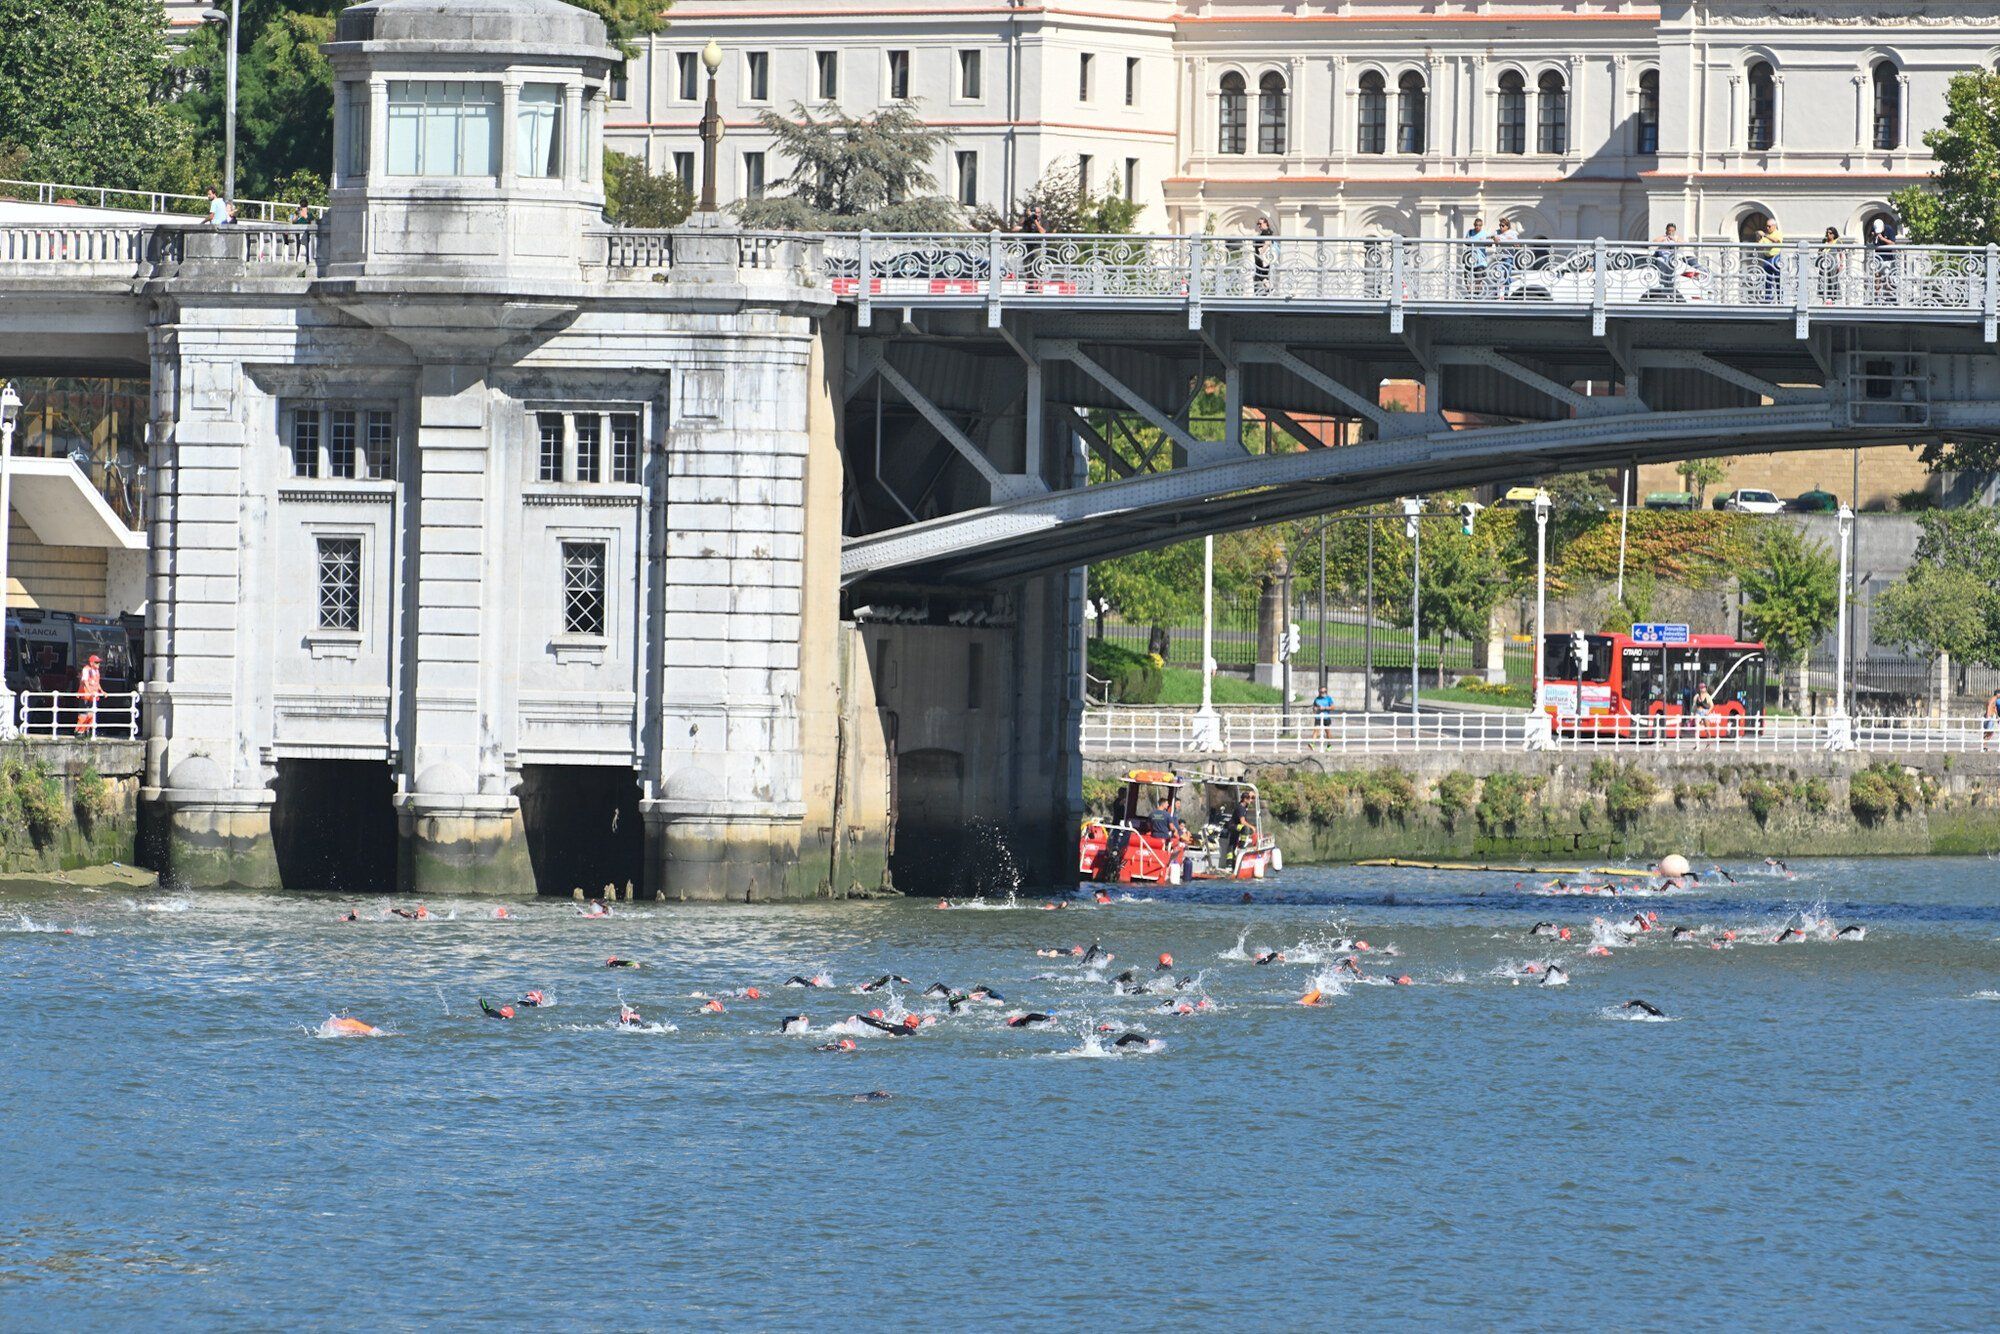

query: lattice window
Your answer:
[290,409,321,478]
[538,412,565,482]
[561,541,606,636]
[317,537,361,631]
[610,413,640,484]
[328,409,357,479]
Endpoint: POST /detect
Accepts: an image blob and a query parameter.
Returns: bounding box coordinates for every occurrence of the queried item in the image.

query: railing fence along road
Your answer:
[15,692,141,741]
[1082,708,1999,756]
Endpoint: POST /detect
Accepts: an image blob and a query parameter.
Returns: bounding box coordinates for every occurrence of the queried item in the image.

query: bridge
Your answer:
[7,180,1998,895]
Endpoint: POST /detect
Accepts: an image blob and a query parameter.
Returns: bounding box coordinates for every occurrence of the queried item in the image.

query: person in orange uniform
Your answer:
[74,653,104,736]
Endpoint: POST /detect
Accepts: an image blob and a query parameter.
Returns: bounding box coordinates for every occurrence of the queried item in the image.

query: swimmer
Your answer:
[339,910,359,923]
[817,1037,858,1053]
[1836,925,1866,941]
[1621,999,1666,1018]
[1033,947,1078,959]
[606,956,641,968]
[389,904,429,921]
[780,1014,811,1034]
[968,985,1004,1002]
[618,1004,643,1026]
[701,999,726,1013]
[1113,1033,1163,1051]
[1540,965,1569,988]
[1240,891,1254,904]
[1094,890,1112,905]
[580,900,610,919]
[1764,857,1791,875]
[324,1016,381,1036]
[858,974,912,993]
[785,974,834,989]
[855,1013,922,1035]
[1253,950,1285,966]
[1775,926,1808,943]
[1671,926,1697,941]
[1297,988,1324,1006]
[1587,945,1611,957]
[478,998,517,1020]
[520,990,547,1007]
[1038,900,1067,911]
[1082,941,1111,964]
[1336,956,1363,976]
[1006,1012,1057,1028]
[1712,866,1739,885]
[1630,913,1652,933]
[1393,974,1413,986]
[1156,952,1175,971]
[1530,922,1560,938]
[852,1090,894,1102]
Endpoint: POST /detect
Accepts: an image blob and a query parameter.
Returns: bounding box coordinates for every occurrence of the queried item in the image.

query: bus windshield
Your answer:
[1544,633,1612,683]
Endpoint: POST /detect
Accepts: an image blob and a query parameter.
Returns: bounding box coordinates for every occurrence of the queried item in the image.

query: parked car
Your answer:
[1503,249,1713,304]
[1643,491,1696,511]
[1715,488,1785,514]
[1786,489,1841,513]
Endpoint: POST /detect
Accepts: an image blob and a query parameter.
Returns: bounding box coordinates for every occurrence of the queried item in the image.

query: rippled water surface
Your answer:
[4,858,1999,1326]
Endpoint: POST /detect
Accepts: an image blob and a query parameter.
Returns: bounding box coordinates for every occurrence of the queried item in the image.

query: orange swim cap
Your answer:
[1395,975,1412,986]
[1558,927,1571,940]
[494,907,509,918]
[703,999,725,1012]
[1298,989,1323,1006]
[1158,953,1174,968]
[902,1015,920,1031]
[744,987,762,1000]
[499,1005,515,1019]
[1355,940,1371,951]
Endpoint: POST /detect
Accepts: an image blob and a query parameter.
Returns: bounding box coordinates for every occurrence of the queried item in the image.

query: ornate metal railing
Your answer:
[826,232,2000,330]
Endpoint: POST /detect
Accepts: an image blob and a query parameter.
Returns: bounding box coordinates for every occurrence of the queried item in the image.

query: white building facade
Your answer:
[610,0,2000,239]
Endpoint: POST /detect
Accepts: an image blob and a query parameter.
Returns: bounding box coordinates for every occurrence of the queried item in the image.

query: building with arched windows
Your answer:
[605,1,1999,246]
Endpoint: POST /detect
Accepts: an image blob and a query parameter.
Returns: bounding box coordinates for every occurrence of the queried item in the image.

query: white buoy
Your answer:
[1656,853,1691,878]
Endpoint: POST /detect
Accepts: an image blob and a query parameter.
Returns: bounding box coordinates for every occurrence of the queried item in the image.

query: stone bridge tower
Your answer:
[145,0,859,898]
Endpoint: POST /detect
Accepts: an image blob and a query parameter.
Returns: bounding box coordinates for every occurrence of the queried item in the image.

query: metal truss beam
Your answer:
[857,344,1044,502]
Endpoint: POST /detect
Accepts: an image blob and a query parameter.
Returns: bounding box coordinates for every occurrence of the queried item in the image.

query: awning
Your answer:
[8,456,145,551]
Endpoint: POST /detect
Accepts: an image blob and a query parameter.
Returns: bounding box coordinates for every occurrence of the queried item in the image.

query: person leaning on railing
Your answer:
[1757,219,1785,302]
[1817,228,1844,304]
[1866,217,1899,304]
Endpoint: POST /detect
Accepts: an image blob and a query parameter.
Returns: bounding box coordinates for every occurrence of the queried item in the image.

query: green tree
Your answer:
[1675,457,1726,507]
[1891,72,2000,246]
[604,149,692,227]
[1740,524,1840,708]
[736,103,958,231]
[0,0,201,194]
[1375,499,1511,685]
[569,0,670,55]
[1874,508,2000,703]
[971,158,1141,234]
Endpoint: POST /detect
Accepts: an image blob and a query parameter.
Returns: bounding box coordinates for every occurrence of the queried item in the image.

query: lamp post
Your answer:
[200,1,241,207]
[698,40,724,213]
[1832,503,1855,747]
[0,382,20,738]
[1533,487,1551,721]
[1402,496,1422,718]
[1193,533,1218,749]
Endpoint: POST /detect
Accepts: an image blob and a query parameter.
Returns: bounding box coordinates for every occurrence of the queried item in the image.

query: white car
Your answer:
[1718,488,1785,515]
[1501,250,1713,304]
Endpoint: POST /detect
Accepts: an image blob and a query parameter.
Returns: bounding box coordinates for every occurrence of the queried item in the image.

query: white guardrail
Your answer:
[15,691,141,740]
[1081,708,2000,756]
[822,232,2000,324]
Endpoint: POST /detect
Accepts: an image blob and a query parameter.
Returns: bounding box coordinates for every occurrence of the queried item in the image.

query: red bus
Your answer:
[1541,631,1767,739]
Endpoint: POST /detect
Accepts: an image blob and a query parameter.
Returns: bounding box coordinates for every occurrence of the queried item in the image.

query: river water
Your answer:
[4,858,1997,1326]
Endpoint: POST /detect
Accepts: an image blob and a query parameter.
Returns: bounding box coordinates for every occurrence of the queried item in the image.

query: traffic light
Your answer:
[1457,500,1482,536]
[1400,495,1422,540]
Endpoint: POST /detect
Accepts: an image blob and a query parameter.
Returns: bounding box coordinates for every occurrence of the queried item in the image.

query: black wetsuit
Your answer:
[1623,999,1665,1017]
[1254,951,1282,965]
[1006,1012,1056,1028]
[1113,1032,1154,1048]
[786,975,828,988]
[606,957,640,968]
[478,999,511,1019]
[855,1014,913,1035]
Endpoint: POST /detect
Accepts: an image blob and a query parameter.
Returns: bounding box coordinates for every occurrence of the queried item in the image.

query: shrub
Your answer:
[1674,780,1718,810]
[1477,772,1541,835]
[1358,769,1416,825]
[1800,777,1832,814]
[9,758,68,845]
[1849,769,1896,825]
[1298,772,1355,823]
[1588,760,1657,829]
[1741,778,1785,826]
[1085,640,1162,705]
[1434,771,1476,825]
[73,765,112,831]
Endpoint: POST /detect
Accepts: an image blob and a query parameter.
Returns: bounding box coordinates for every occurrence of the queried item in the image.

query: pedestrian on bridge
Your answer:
[1757,219,1786,303]
[1253,217,1275,295]
[1817,228,1845,304]
[1867,217,1899,305]
[1650,223,1684,298]
[1464,217,1492,297]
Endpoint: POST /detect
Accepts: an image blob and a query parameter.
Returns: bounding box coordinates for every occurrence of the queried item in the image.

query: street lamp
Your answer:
[1832,503,1855,747]
[0,381,20,738]
[1402,496,1422,718]
[1193,533,1218,749]
[199,2,240,208]
[698,40,725,213]
[1533,488,1552,737]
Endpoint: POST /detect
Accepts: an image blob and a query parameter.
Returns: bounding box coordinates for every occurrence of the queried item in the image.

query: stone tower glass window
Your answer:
[574,415,601,483]
[1257,72,1287,154]
[1537,70,1568,155]
[317,537,362,632]
[1497,71,1526,154]
[517,84,563,178]
[1397,72,1426,155]
[538,412,564,482]
[1872,61,1900,150]
[561,541,607,637]
[1747,61,1776,151]
[1357,72,1386,154]
[343,83,369,178]
[1218,72,1247,154]
[1637,69,1660,153]
[386,81,499,177]
[610,413,640,483]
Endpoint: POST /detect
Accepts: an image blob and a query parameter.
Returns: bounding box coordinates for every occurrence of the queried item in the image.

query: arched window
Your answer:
[1257,71,1287,154]
[1218,72,1246,155]
[1747,60,1776,151]
[1872,60,1901,150]
[1637,69,1659,154]
[1397,71,1427,154]
[1497,71,1526,154]
[1357,72,1387,154]
[1537,70,1568,154]
[1737,210,1770,243]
